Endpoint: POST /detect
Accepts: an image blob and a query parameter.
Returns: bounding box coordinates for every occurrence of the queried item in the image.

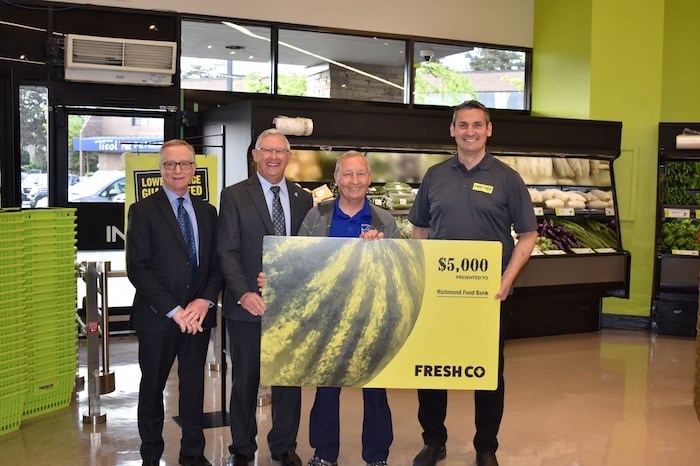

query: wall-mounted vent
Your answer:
[64,34,177,86]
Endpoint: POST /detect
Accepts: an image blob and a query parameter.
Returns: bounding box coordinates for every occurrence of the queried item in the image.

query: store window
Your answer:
[19,85,48,208]
[181,19,272,93]
[66,115,164,204]
[413,42,527,110]
[277,30,406,103]
[180,17,531,110]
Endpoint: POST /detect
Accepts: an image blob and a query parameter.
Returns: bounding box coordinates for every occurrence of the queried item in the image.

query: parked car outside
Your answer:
[28,173,80,207]
[69,171,125,203]
[21,172,46,203]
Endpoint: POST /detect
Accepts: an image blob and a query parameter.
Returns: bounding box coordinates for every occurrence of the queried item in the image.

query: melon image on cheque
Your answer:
[260,236,425,387]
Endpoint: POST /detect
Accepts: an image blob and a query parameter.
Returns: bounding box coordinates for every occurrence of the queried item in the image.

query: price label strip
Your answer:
[664,208,690,218]
[555,207,575,216]
[260,236,502,390]
[671,249,699,256]
[543,249,567,255]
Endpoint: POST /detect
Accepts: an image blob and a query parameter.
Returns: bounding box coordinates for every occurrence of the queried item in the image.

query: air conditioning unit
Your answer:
[64,34,177,86]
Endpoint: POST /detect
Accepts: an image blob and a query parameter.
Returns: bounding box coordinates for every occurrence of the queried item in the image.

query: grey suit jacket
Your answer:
[126,188,222,332]
[217,175,312,322]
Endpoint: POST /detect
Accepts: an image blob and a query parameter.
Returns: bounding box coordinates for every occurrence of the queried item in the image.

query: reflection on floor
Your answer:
[1,329,699,465]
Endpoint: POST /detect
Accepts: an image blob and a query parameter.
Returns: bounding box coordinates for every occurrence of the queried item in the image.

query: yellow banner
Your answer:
[260,236,502,390]
[124,153,219,231]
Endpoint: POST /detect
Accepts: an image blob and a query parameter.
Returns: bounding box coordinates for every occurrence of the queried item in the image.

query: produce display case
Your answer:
[495,153,630,338]
[651,123,700,337]
[202,98,630,339]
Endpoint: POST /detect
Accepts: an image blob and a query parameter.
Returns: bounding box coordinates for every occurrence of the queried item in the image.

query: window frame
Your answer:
[180,15,532,111]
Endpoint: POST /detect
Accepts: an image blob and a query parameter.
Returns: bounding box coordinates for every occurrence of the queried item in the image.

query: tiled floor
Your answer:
[1,328,699,465]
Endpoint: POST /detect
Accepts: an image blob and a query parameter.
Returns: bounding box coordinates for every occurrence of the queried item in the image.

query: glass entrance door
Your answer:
[52,106,176,250]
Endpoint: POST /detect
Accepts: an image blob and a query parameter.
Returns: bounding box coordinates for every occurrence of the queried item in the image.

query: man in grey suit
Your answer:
[126,139,222,466]
[218,128,313,466]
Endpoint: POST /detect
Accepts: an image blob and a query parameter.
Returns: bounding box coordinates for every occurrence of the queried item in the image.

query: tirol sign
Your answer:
[73,137,162,152]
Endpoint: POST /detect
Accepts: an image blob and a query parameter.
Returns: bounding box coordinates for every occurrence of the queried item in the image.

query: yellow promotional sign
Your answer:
[260,236,502,390]
[124,153,219,230]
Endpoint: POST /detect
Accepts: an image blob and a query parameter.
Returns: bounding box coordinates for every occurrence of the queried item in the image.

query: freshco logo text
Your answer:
[415,364,486,378]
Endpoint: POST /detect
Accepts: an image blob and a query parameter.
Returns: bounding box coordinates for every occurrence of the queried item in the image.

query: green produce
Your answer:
[535,236,557,251]
[394,216,414,239]
[367,185,386,195]
[383,181,412,192]
[662,219,700,252]
[551,218,619,249]
[261,237,425,386]
[367,194,389,210]
[663,161,700,205]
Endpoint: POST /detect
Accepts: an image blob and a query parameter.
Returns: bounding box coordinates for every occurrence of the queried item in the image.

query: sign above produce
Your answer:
[260,236,502,390]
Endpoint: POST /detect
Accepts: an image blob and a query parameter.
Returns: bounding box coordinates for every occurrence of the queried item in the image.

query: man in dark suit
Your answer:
[218,128,313,466]
[127,139,222,466]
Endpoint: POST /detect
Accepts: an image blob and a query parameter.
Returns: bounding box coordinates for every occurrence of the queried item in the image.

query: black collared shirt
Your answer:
[408,152,537,271]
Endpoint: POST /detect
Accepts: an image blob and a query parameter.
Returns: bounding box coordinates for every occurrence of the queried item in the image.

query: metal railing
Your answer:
[78,261,116,425]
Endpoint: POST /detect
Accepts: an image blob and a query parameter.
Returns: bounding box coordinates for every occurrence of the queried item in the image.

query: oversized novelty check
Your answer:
[260,236,502,390]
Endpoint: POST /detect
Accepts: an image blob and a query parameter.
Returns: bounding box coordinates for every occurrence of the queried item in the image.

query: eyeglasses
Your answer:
[161,161,195,170]
[256,147,290,156]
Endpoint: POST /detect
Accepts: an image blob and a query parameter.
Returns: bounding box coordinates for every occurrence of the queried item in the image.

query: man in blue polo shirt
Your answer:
[299,150,399,466]
[408,100,538,466]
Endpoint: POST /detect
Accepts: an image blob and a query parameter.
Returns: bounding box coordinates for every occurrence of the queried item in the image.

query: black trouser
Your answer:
[226,320,301,457]
[137,328,211,460]
[417,318,505,454]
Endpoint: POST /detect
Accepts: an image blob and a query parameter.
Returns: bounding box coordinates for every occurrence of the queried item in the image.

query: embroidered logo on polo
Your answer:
[472,182,494,194]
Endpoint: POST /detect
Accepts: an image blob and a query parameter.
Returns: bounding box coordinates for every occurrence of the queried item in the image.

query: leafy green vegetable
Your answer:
[661,219,700,252]
[664,161,700,205]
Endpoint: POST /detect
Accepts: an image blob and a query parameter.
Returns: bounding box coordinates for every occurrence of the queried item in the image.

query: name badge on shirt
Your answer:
[472,182,494,194]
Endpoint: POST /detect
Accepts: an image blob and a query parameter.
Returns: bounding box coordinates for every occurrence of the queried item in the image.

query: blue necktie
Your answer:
[177,197,197,278]
[270,186,286,236]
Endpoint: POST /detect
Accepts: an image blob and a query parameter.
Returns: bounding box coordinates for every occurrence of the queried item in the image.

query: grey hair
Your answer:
[334,150,371,176]
[255,128,291,150]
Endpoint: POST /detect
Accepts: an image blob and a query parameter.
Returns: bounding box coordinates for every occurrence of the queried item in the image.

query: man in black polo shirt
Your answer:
[407,100,538,466]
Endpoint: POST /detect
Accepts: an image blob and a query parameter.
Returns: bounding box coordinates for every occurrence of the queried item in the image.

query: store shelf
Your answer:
[515,253,629,290]
[651,123,700,337]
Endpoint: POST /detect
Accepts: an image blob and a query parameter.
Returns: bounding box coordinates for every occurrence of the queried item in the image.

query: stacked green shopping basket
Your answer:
[0,210,28,435]
[21,209,78,421]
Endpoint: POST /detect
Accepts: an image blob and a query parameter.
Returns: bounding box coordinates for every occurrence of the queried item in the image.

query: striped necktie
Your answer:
[270,186,286,236]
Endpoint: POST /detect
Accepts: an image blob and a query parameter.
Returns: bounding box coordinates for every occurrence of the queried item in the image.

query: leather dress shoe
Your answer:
[307,457,337,466]
[476,452,499,466]
[142,460,159,466]
[271,450,302,466]
[179,454,212,466]
[413,445,446,466]
[227,453,254,465]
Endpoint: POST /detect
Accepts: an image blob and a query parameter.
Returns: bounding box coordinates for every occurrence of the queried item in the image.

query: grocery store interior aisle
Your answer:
[1,328,699,466]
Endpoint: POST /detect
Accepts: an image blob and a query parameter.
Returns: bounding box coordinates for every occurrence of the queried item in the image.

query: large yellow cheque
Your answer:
[260,236,502,390]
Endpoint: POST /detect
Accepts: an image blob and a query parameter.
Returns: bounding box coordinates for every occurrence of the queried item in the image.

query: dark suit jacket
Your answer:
[126,188,223,332]
[217,175,312,322]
